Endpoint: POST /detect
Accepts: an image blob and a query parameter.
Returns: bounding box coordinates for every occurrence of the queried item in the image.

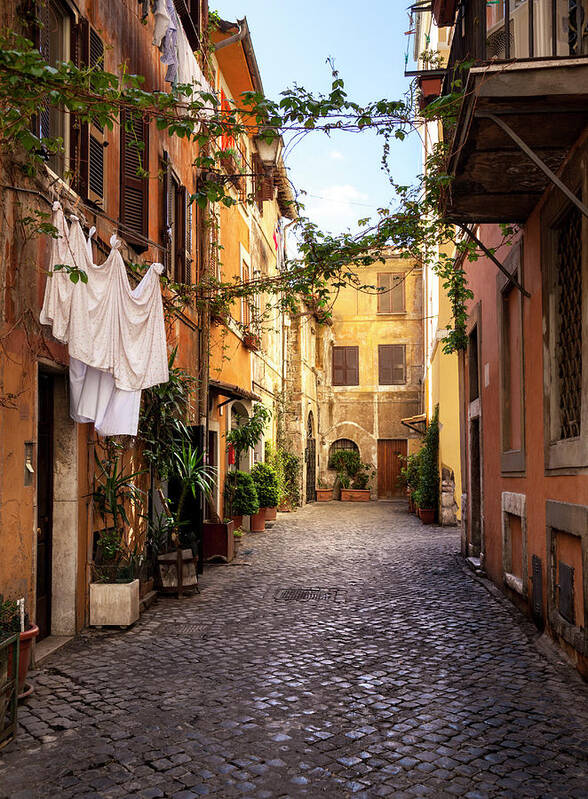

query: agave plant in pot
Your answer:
[251,462,279,522]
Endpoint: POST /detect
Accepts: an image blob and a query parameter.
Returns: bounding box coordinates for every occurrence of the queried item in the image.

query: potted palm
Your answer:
[251,462,279,521]
[90,445,145,626]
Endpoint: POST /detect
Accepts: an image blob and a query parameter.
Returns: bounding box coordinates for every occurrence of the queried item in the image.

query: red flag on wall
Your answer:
[228,443,236,465]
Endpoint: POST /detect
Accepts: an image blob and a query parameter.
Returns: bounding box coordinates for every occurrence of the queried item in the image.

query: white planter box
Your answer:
[90,579,140,627]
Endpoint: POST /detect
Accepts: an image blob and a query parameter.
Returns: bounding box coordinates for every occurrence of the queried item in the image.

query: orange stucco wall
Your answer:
[463,185,588,675]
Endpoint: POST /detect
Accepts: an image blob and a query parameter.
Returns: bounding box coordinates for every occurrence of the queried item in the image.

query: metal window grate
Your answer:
[556,205,582,440]
[558,561,575,624]
[274,588,343,602]
[531,554,543,624]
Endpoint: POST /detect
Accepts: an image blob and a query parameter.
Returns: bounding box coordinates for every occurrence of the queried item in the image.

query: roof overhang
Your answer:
[209,379,262,405]
[401,413,427,436]
[445,59,588,224]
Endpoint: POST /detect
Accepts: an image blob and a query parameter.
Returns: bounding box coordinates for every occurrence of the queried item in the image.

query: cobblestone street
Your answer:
[1,502,587,798]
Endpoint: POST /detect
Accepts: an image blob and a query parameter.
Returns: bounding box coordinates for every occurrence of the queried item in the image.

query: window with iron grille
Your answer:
[555,205,582,440]
[328,438,358,467]
[379,344,406,385]
[377,273,405,313]
[332,346,359,386]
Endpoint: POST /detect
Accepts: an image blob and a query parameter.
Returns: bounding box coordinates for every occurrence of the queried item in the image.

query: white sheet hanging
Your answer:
[40,203,169,435]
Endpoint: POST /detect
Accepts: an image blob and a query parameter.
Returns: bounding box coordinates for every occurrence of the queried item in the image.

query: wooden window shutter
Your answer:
[333,346,359,386]
[390,273,405,312]
[120,110,149,251]
[332,346,345,386]
[377,273,391,313]
[346,346,359,385]
[69,17,89,197]
[176,184,187,284]
[241,262,251,325]
[168,175,177,278]
[379,345,406,385]
[87,27,105,204]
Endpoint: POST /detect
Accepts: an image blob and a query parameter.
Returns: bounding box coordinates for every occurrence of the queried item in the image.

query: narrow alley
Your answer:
[1,503,586,799]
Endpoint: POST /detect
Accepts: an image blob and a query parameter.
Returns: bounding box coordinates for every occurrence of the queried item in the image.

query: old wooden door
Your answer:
[36,373,54,640]
[377,439,407,499]
[305,412,316,503]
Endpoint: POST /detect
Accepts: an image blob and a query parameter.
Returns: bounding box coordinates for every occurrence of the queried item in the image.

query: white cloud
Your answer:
[329,150,344,161]
[304,184,372,234]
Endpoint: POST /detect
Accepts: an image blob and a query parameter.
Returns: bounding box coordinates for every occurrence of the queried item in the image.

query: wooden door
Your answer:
[36,373,54,640]
[377,439,407,499]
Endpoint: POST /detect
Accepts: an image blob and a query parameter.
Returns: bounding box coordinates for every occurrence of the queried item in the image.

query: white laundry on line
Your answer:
[40,203,169,436]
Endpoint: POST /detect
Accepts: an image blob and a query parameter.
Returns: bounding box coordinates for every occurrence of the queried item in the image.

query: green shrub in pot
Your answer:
[251,463,279,508]
[229,471,259,517]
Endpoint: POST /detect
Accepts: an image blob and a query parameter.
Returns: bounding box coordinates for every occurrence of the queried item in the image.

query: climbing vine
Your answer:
[0,21,518,351]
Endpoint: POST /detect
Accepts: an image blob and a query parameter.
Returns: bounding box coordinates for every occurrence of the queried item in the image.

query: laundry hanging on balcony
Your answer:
[40,202,169,436]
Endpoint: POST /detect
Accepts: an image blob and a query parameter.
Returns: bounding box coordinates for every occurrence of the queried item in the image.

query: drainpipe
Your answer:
[213,18,246,52]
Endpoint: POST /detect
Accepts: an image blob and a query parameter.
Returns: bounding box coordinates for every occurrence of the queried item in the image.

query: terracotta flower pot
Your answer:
[263,506,277,521]
[340,489,370,502]
[419,76,443,97]
[250,509,266,532]
[18,624,39,698]
[316,489,333,502]
[202,520,235,562]
[419,508,435,525]
[231,515,243,529]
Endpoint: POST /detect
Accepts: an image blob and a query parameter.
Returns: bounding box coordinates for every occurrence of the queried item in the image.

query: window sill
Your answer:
[376,311,406,316]
[504,572,524,596]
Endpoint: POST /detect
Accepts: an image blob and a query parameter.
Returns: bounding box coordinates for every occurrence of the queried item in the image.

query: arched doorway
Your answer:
[305,412,316,503]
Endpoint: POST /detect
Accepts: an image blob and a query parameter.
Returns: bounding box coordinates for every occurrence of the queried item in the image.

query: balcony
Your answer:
[442,0,588,222]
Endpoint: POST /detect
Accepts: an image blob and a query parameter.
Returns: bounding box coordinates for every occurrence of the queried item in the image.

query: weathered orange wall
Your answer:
[464,195,588,674]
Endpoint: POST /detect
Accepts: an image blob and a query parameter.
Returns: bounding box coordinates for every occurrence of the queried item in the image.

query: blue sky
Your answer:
[216,1,421,234]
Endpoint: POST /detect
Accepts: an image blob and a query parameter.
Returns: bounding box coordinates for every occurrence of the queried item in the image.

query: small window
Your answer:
[379,344,406,385]
[38,0,71,177]
[377,273,405,313]
[328,439,358,467]
[555,205,582,441]
[241,261,251,326]
[468,325,479,402]
[332,346,359,386]
[162,155,191,283]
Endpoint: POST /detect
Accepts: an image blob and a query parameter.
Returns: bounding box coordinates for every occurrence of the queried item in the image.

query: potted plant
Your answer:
[251,462,279,521]
[0,596,20,747]
[90,444,145,626]
[331,450,374,501]
[400,452,421,513]
[414,406,440,525]
[316,477,333,502]
[227,471,259,529]
[242,328,261,351]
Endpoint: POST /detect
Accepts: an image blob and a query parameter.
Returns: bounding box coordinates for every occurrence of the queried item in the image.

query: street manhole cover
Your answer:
[273,588,344,602]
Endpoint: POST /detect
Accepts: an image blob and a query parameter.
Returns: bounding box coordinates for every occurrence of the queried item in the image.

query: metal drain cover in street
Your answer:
[273,588,344,602]
[170,624,209,635]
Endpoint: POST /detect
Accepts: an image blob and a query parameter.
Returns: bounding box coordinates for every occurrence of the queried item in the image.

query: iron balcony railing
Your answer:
[447,0,588,72]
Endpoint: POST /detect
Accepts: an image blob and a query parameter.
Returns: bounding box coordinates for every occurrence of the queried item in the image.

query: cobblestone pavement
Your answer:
[2,502,587,799]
